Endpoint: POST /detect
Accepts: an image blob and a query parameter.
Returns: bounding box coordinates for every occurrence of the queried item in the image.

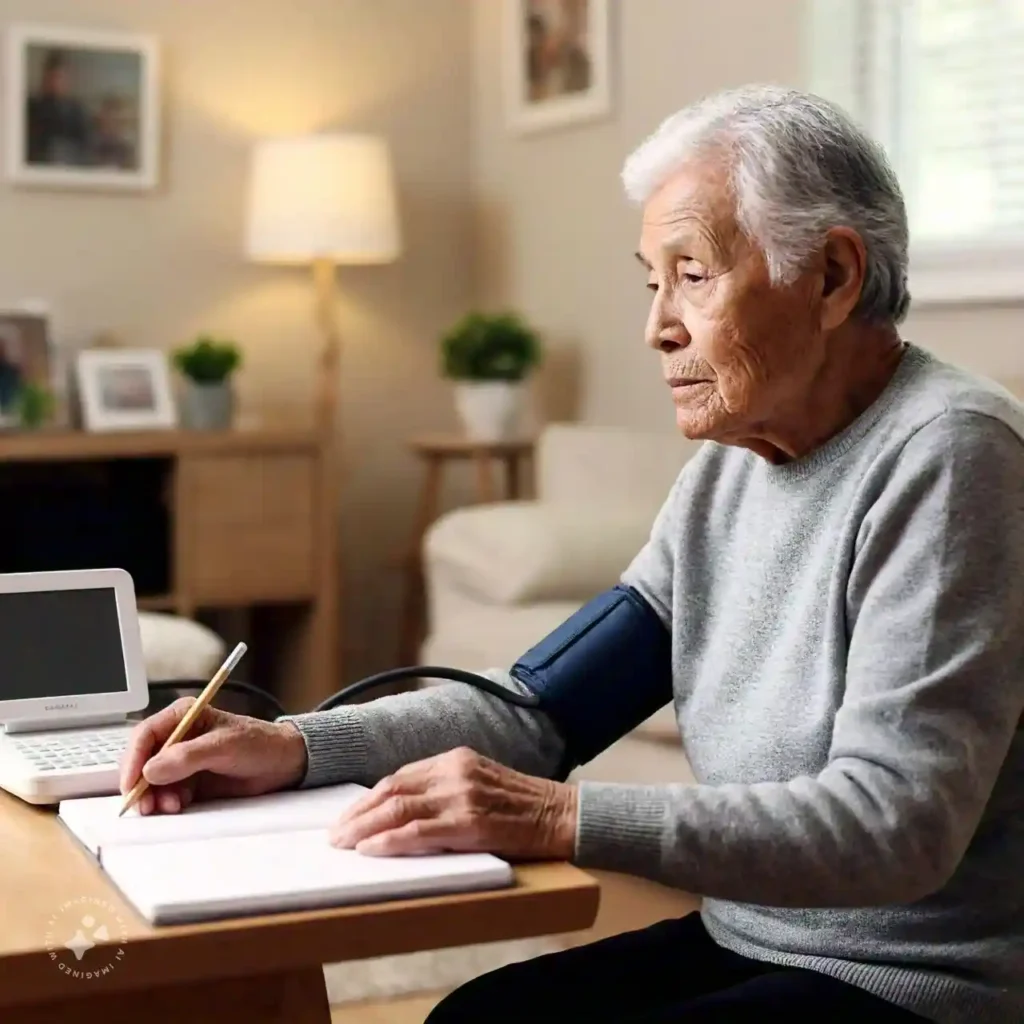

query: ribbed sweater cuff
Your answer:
[276,709,370,789]
[574,782,667,877]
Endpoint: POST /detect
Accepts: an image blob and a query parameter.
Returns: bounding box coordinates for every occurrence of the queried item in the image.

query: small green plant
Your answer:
[172,335,242,384]
[14,382,55,429]
[439,312,542,382]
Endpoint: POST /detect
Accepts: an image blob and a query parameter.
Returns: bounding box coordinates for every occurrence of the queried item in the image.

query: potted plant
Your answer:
[12,382,56,430]
[172,335,242,431]
[439,311,542,441]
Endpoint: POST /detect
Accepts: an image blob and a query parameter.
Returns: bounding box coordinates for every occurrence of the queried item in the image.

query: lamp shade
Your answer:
[245,133,401,265]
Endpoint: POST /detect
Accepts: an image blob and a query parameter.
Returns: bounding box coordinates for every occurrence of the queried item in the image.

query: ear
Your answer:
[818,227,867,330]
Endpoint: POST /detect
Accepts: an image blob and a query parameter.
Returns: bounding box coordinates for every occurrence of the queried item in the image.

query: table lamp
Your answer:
[244,133,402,430]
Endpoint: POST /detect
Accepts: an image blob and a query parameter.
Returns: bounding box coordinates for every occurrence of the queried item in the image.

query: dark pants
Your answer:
[426,913,928,1022]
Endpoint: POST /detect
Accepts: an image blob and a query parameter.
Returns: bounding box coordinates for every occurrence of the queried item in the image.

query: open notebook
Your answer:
[58,783,513,925]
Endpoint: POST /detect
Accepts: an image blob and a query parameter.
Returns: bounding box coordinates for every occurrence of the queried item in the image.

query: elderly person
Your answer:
[121,86,1024,1023]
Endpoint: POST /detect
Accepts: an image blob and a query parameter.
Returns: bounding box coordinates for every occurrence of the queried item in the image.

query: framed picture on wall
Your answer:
[503,0,612,135]
[3,23,160,190]
[76,348,176,432]
[0,310,53,427]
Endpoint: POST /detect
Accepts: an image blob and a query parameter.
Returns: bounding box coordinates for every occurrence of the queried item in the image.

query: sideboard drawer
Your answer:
[179,453,316,601]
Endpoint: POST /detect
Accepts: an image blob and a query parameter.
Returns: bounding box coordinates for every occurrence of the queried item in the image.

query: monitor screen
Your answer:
[0,587,127,701]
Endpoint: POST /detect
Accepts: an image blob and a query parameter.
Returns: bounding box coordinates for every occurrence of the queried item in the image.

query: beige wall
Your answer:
[1,0,474,684]
[471,0,1024,429]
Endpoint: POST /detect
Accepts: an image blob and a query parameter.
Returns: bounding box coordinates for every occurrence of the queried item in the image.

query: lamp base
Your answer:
[310,256,343,700]
[312,257,340,433]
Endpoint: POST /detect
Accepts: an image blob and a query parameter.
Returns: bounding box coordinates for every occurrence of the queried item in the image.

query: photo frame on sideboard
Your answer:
[0,309,53,427]
[76,348,176,432]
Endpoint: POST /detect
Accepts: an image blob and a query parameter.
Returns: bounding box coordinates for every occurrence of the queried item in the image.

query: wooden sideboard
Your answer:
[0,427,339,713]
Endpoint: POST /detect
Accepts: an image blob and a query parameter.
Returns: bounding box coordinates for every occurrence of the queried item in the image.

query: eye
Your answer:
[678,258,706,284]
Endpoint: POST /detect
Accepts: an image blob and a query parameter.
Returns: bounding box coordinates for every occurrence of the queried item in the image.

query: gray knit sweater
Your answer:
[284,344,1024,1024]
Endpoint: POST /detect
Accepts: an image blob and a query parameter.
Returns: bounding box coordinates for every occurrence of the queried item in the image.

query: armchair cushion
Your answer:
[424,501,657,605]
[138,612,226,681]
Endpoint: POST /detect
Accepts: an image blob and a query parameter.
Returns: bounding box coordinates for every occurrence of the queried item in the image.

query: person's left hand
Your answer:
[328,747,578,860]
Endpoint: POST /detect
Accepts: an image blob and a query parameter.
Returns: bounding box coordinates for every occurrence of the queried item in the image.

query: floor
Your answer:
[332,993,444,1024]
[328,869,700,1023]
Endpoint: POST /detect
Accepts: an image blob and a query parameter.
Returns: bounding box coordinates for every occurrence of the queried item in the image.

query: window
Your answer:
[807,0,1024,303]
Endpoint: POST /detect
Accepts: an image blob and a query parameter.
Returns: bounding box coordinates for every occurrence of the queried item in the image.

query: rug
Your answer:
[323,935,567,1005]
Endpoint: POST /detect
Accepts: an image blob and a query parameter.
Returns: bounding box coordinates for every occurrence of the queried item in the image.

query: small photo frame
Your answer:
[76,348,176,432]
[503,0,611,135]
[0,309,53,426]
[4,23,160,191]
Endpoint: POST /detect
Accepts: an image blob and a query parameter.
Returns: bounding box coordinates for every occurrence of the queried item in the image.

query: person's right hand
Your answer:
[118,698,309,815]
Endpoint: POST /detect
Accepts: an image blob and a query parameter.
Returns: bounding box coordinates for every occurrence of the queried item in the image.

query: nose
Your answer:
[644,290,690,353]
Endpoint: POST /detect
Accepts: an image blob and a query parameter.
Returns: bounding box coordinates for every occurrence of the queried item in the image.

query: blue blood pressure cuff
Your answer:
[509,584,673,777]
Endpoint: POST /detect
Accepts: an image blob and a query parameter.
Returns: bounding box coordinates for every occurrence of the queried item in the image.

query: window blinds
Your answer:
[856,0,1024,246]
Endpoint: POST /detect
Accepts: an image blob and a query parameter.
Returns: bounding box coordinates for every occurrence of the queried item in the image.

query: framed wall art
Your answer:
[4,23,160,190]
[503,0,612,135]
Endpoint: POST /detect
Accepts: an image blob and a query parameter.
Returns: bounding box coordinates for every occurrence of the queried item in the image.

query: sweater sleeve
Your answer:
[573,411,1024,906]
[614,466,690,627]
[279,670,566,788]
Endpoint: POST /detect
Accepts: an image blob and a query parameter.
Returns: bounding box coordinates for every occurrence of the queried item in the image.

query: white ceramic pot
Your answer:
[453,381,523,441]
[181,380,234,431]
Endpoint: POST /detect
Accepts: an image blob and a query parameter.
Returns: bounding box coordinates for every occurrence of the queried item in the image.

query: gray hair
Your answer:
[621,85,910,325]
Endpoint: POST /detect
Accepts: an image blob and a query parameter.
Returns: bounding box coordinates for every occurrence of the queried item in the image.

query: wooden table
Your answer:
[397,434,535,665]
[0,792,598,1023]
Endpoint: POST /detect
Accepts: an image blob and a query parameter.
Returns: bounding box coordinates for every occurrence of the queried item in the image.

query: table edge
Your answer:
[0,863,599,1008]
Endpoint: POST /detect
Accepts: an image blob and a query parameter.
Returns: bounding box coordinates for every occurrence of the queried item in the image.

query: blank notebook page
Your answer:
[59,784,368,856]
[100,828,515,924]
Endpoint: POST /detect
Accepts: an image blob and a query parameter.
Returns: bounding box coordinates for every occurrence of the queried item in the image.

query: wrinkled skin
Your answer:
[329,747,577,859]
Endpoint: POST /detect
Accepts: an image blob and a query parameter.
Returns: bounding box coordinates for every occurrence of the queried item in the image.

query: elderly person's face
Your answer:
[638,158,861,455]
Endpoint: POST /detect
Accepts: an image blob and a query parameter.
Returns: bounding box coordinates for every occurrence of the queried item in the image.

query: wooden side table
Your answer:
[397,433,535,666]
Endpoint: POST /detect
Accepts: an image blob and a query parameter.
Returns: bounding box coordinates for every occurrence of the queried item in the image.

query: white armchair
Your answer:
[137,612,226,681]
